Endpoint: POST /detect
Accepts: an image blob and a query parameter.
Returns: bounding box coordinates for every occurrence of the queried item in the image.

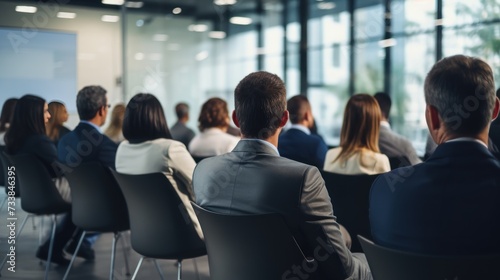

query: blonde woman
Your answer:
[46,101,70,145]
[324,94,390,175]
[104,103,126,143]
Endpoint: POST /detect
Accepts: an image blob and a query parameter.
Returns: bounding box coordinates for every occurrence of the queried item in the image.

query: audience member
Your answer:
[58,85,118,260]
[104,103,126,144]
[278,95,327,169]
[0,98,18,145]
[116,93,202,238]
[374,92,421,165]
[189,97,239,156]
[488,87,500,152]
[170,102,196,147]
[46,101,71,146]
[370,55,500,254]
[193,71,372,280]
[4,94,74,265]
[324,94,390,175]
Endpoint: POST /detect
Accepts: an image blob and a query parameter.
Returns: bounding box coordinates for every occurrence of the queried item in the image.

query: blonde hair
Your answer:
[46,101,68,141]
[334,94,381,164]
[104,103,126,141]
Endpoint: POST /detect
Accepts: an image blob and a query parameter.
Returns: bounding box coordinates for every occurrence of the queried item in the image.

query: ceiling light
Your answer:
[153,34,169,42]
[101,15,120,22]
[125,1,143,8]
[214,0,237,5]
[134,53,144,60]
[15,6,37,13]
[102,0,124,5]
[317,2,336,10]
[435,18,444,26]
[172,7,182,14]
[209,31,226,39]
[196,51,209,61]
[230,16,253,25]
[167,44,181,51]
[378,38,397,48]
[57,12,76,19]
[188,24,209,32]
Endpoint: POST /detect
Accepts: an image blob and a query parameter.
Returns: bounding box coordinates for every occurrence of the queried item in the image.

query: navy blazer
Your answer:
[278,128,328,169]
[58,122,118,169]
[370,140,500,255]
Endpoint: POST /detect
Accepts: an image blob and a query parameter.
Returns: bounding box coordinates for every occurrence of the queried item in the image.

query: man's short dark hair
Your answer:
[424,55,495,136]
[234,71,286,139]
[374,92,391,119]
[175,102,189,119]
[287,95,310,124]
[77,85,107,120]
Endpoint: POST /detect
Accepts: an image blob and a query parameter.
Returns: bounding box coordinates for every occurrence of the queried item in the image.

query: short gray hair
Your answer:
[77,85,107,120]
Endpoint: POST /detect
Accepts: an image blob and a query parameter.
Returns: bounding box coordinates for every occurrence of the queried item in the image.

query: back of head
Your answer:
[374,92,391,120]
[122,93,171,143]
[287,95,310,124]
[198,97,229,132]
[77,85,107,121]
[47,101,67,127]
[5,94,46,153]
[337,94,381,161]
[0,98,18,132]
[234,71,286,139]
[175,102,189,120]
[105,103,126,137]
[424,55,495,137]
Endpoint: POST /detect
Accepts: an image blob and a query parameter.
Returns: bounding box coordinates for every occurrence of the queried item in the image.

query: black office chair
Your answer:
[320,171,379,252]
[388,156,411,170]
[0,153,70,280]
[0,145,8,211]
[62,162,131,280]
[191,155,210,163]
[192,203,318,280]
[358,235,500,280]
[111,170,206,280]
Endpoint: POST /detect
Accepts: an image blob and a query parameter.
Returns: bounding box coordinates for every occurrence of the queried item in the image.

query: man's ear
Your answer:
[426,105,441,132]
[492,97,500,121]
[280,110,289,127]
[232,110,240,128]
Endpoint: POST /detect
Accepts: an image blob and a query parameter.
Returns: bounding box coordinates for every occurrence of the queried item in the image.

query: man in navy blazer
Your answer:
[370,55,500,255]
[278,95,327,169]
[57,85,118,260]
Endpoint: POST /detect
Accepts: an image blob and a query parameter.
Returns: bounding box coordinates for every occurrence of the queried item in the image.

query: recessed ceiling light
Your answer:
[317,2,335,10]
[188,24,209,32]
[214,0,237,5]
[125,1,143,8]
[172,7,182,14]
[209,31,226,39]
[230,16,253,25]
[15,6,37,13]
[57,12,76,19]
[153,34,169,42]
[102,0,124,5]
[101,15,120,22]
[196,51,209,61]
[134,52,145,60]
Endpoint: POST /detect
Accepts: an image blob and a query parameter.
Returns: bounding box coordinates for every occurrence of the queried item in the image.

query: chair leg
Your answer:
[109,232,120,280]
[131,256,145,280]
[193,258,200,280]
[153,259,165,280]
[118,232,131,276]
[177,260,182,280]
[38,216,45,246]
[62,230,86,280]
[31,213,37,230]
[44,215,58,280]
[0,213,30,275]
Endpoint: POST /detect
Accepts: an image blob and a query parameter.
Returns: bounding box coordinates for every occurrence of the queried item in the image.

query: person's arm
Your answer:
[98,136,118,170]
[167,141,197,199]
[314,138,328,169]
[374,154,391,173]
[299,166,372,280]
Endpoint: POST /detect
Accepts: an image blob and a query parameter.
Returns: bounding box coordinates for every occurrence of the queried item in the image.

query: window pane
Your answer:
[354,1,384,41]
[391,0,436,34]
[354,41,384,93]
[443,0,500,26]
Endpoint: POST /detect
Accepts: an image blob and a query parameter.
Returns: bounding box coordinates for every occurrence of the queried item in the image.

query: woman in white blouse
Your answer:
[116,93,202,238]
[189,97,240,157]
[324,94,390,175]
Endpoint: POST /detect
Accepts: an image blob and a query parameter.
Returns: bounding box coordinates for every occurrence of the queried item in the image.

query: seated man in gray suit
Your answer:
[374,92,421,166]
[170,102,196,148]
[193,71,372,280]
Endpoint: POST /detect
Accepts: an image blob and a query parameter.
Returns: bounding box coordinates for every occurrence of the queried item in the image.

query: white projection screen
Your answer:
[0,27,77,112]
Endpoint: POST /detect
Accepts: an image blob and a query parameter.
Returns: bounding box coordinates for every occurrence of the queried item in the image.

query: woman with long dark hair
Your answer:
[0,98,18,145]
[116,93,202,238]
[4,94,75,265]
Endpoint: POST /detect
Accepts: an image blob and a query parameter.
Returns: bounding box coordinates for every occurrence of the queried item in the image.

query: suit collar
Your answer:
[78,121,102,133]
[233,139,279,156]
[429,140,493,161]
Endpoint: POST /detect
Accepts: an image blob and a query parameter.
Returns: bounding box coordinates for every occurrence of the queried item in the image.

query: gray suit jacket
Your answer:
[193,140,372,280]
[378,125,422,165]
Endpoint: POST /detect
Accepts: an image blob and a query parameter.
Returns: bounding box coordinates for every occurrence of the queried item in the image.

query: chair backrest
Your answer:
[7,153,70,214]
[320,171,379,252]
[192,155,209,163]
[0,145,5,187]
[0,149,20,197]
[388,156,411,170]
[358,235,500,280]
[192,204,317,280]
[110,170,206,260]
[64,162,129,232]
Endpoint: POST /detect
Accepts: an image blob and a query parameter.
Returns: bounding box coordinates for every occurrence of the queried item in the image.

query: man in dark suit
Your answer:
[170,102,196,147]
[278,95,328,169]
[57,85,118,260]
[370,55,500,255]
[193,71,372,280]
